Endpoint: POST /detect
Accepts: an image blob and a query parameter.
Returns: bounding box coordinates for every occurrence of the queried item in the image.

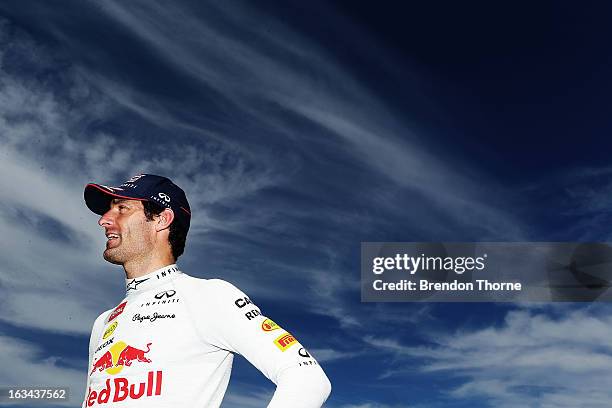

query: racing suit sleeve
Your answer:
[82,312,108,408]
[267,365,333,407]
[194,279,331,408]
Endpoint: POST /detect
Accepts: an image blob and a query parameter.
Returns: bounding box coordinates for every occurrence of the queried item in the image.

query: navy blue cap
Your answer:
[84,174,191,231]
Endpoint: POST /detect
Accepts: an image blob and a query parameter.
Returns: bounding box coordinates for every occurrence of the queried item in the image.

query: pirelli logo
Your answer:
[274,333,297,351]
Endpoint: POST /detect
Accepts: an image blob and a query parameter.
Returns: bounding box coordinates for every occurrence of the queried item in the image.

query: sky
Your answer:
[1,1,612,407]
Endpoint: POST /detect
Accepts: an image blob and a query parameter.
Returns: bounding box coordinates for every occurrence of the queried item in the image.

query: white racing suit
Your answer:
[83,264,331,407]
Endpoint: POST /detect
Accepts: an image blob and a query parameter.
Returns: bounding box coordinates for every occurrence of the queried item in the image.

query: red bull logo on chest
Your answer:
[90,341,152,376]
[87,341,161,405]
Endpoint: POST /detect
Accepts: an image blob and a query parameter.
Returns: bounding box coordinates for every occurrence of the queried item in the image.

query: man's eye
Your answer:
[118,205,127,210]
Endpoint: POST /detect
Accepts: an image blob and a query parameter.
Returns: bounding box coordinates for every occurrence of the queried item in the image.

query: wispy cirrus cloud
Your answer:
[0,0,531,343]
[0,18,282,336]
[0,2,564,407]
[91,0,526,241]
[517,165,612,241]
[0,15,283,231]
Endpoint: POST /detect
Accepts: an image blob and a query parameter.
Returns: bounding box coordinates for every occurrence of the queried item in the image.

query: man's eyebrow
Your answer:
[111,199,131,205]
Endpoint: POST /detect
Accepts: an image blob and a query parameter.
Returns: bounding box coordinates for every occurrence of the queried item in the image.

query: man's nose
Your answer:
[98,209,115,227]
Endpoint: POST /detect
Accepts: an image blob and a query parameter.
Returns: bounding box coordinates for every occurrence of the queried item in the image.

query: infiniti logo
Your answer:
[154,290,176,299]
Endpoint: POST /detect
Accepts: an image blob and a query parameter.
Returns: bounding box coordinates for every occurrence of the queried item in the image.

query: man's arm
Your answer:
[267,365,331,408]
[196,279,332,407]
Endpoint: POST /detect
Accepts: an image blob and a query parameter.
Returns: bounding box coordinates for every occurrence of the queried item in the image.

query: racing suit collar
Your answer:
[125,264,182,296]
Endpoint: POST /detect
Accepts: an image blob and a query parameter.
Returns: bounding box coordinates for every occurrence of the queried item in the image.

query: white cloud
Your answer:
[310,348,359,363]
[0,335,85,406]
[0,151,116,334]
[29,0,530,343]
[0,5,542,406]
[0,16,283,231]
[366,307,612,407]
[334,403,416,408]
[222,388,273,408]
[74,4,530,349]
[0,16,287,336]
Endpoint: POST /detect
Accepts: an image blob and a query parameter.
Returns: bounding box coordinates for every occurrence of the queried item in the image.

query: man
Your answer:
[82,173,331,407]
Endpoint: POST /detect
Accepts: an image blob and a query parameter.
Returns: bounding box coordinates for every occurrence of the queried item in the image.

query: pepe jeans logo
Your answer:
[132,312,176,323]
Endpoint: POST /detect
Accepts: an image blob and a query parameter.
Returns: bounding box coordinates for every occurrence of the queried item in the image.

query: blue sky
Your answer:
[1,1,612,407]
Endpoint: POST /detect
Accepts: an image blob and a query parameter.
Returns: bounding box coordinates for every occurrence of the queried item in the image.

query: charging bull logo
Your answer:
[91,341,152,376]
[91,352,114,374]
[118,343,152,366]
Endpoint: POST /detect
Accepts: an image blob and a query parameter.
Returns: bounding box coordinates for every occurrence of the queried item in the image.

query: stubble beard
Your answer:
[103,231,154,266]
[103,246,127,265]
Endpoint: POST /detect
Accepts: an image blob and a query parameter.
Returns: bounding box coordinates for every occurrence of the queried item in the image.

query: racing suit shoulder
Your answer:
[174,274,332,407]
[175,275,255,312]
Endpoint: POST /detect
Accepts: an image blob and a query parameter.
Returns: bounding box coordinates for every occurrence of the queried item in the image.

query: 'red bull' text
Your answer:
[86,371,162,406]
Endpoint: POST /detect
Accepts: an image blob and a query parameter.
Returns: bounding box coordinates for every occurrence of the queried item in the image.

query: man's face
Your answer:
[98,199,155,265]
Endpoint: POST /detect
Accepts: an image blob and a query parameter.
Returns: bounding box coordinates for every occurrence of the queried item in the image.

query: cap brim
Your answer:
[84,183,147,215]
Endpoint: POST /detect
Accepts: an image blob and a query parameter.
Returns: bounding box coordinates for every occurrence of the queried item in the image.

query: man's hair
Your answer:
[142,201,188,260]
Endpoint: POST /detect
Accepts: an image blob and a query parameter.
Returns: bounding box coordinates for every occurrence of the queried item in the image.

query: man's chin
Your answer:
[103,250,124,265]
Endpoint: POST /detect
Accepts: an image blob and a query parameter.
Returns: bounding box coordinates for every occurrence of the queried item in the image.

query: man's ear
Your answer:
[156,208,175,231]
